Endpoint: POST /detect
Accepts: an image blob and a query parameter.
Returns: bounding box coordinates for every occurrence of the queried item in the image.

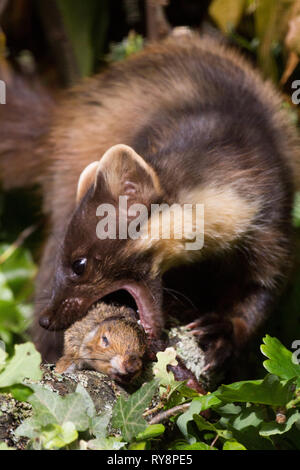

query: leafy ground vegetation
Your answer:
[0,336,300,450]
[1,0,300,451]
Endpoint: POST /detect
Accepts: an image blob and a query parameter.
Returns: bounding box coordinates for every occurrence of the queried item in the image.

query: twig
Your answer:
[148,402,190,424]
[145,0,171,41]
[143,401,164,418]
[0,224,36,264]
[210,434,219,448]
[0,0,9,18]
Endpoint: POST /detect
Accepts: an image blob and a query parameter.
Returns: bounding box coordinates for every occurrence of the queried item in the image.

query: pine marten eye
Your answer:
[100,335,109,348]
[72,258,87,276]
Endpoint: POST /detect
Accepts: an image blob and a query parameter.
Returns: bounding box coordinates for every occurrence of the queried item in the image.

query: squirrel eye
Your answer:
[101,335,109,348]
[72,258,87,276]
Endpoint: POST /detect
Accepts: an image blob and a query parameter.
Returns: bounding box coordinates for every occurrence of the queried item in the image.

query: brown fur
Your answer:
[0,64,54,190]
[55,302,146,382]
[1,34,299,368]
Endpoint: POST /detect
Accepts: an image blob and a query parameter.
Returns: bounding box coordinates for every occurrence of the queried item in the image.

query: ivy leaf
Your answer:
[15,417,43,439]
[89,412,111,439]
[19,384,90,430]
[111,380,158,442]
[41,422,78,450]
[261,335,300,387]
[153,348,177,387]
[74,384,96,418]
[215,374,294,406]
[82,437,126,450]
[0,342,42,388]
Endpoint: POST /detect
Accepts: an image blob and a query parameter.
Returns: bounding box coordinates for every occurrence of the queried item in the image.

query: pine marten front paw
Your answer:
[186,313,234,371]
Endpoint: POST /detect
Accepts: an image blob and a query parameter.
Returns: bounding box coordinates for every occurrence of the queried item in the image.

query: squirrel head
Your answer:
[80,316,147,382]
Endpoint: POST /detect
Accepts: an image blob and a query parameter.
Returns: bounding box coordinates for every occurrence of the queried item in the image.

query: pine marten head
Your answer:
[79,315,147,382]
[39,144,170,342]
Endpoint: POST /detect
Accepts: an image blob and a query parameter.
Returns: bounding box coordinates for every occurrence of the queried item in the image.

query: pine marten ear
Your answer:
[76,144,162,205]
[95,144,162,204]
[76,161,99,203]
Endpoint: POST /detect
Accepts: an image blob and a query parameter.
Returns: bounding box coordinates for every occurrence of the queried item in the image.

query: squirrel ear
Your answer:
[95,144,161,203]
[76,161,99,203]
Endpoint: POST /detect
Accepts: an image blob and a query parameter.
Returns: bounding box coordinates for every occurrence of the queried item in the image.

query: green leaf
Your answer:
[176,398,203,441]
[111,380,158,442]
[209,0,247,33]
[135,424,165,441]
[223,439,246,450]
[0,342,42,388]
[193,414,232,440]
[177,394,222,441]
[17,384,90,433]
[83,437,126,450]
[153,348,177,387]
[75,384,96,418]
[0,442,15,450]
[57,0,109,77]
[0,246,36,298]
[293,192,300,228]
[0,272,13,302]
[170,440,216,450]
[215,374,294,406]
[41,422,78,450]
[89,412,111,439]
[129,441,150,450]
[254,0,293,81]
[261,335,300,387]
[260,410,300,436]
[229,405,266,431]
[1,384,33,401]
[0,345,7,372]
[107,32,144,63]
[15,417,43,439]
[228,426,275,450]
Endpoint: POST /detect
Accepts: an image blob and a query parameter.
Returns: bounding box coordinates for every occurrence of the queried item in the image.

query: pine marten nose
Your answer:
[123,354,142,375]
[39,315,50,329]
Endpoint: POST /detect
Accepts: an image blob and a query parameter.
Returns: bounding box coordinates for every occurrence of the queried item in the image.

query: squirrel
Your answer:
[1,33,299,370]
[55,302,147,382]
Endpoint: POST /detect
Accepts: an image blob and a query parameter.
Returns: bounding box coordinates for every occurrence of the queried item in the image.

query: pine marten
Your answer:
[55,302,147,382]
[1,34,299,369]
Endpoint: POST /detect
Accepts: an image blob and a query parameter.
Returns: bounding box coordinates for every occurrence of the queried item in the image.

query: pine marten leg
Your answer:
[187,225,292,371]
[187,285,276,369]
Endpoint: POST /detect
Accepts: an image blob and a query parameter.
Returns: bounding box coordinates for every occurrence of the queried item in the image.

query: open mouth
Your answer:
[85,280,164,339]
[101,289,139,318]
[40,280,165,339]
